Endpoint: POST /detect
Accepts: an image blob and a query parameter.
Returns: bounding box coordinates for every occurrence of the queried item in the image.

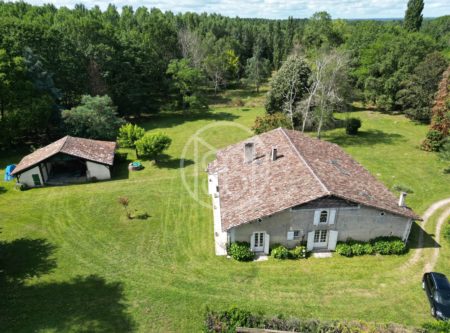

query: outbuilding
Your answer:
[11,136,116,187]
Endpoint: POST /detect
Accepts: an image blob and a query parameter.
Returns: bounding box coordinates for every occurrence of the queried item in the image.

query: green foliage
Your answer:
[166,59,206,110]
[252,113,290,134]
[345,118,362,135]
[117,123,145,148]
[422,319,450,332]
[62,95,124,140]
[355,29,436,112]
[362,243,375,255]
[444,221,450,242]
[228,242,254,262]
[371,237,407,255]
[135,132,171,160]
[350,243,366,256]
[244,55,271,93]
[336,238,406,257]
[424,130,446,151]
[393,184,414,194]
[271,245,289,259]
[438,139,450,162]
[396,52,447,123]
[289,245,307,259]
[265,55,310,114]
[303,12,343,49]
[336,243,353,257]
[205,307,420,332]
[404,0,424,32]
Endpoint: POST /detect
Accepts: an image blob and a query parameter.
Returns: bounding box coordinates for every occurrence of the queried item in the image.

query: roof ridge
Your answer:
[59,135,71,153]
[279,128,330,194]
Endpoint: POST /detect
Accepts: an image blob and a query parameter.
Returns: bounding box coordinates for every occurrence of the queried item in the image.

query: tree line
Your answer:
[0,0,449,147]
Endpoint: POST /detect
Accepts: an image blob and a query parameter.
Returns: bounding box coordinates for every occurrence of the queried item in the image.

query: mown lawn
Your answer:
[0,96,449,332]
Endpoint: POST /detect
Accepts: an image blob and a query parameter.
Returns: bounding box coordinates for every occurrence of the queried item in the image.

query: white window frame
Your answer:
[319,209,329,224]
[314,209,337,225]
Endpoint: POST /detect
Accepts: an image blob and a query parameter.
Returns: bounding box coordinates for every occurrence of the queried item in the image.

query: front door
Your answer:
[313,230,328,248]
[252,232,265,252]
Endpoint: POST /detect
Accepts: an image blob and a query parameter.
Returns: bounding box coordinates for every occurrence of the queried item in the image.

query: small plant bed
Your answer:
[336,237,408,257]
[271,244,307,260]
[204,307,424,333]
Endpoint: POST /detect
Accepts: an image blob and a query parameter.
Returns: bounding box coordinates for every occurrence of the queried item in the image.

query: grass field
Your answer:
[0,92,449,332]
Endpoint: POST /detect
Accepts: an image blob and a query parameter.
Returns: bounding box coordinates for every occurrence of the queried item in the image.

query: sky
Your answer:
[14,0,450,19]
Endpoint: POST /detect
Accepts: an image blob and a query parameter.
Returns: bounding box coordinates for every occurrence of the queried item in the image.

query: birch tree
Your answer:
[300,49,351,138]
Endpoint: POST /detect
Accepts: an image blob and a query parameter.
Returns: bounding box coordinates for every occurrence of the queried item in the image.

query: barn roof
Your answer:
[207,128,419,231]
[11,136,116,175]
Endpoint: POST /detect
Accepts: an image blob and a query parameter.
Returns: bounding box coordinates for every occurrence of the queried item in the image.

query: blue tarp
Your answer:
[4,164,16,181]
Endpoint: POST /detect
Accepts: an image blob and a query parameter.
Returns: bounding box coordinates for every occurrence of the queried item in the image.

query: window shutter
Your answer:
[329,209,337,225]
[264,233,270,254]
[307,231,315,251]
[250,233,255,251]
[313,210,321,225]
[287,231,294,241]
[328,230,339,250]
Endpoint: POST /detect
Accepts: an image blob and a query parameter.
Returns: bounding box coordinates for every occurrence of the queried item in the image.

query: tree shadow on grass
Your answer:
[140,110,239,132]
[0,186,6,194]
[0,238,135,332]
[324,129,404,147]
[155,154,194,169]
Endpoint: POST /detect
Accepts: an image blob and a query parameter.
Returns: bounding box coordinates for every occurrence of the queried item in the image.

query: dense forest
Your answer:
[0,1,449,149]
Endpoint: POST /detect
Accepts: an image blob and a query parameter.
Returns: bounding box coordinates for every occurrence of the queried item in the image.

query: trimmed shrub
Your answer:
[345,118,362,135]
[336,238,405,257]
[252,113,291,134]
[271,245,289,259]
[350,243,365,256]
[229,242,254,262]
[372,239,392,255]
[135,132,172,160]
[289,245,307,259]
[362,243,374,255]
[117,123,145,148]
[336,243,352,257]
[390,240,407,255]
[371,236,407,255]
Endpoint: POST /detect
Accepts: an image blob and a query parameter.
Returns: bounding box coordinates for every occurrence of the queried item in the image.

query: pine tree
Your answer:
[404,0,424,32]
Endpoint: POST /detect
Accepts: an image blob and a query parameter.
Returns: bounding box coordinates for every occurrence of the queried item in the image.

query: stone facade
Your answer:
[226,199,412,254]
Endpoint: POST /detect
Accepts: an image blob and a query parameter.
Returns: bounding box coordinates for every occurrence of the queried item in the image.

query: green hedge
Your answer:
[205,307,425,333]
[270,244,307,260]
[336,237,407,257]
[228,242,254,261]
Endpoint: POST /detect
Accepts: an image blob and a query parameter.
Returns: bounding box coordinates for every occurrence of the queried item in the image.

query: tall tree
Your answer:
[265,55,310,128]
[404,0,424,32]
[244,44,271,92]
[62,95,124,140]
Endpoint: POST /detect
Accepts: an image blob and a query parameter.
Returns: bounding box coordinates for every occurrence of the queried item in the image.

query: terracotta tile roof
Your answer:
[11,136,116,175]
[208,128,419,231]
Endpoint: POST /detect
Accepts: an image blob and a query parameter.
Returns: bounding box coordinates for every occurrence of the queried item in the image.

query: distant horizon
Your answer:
[8,0,450,20]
